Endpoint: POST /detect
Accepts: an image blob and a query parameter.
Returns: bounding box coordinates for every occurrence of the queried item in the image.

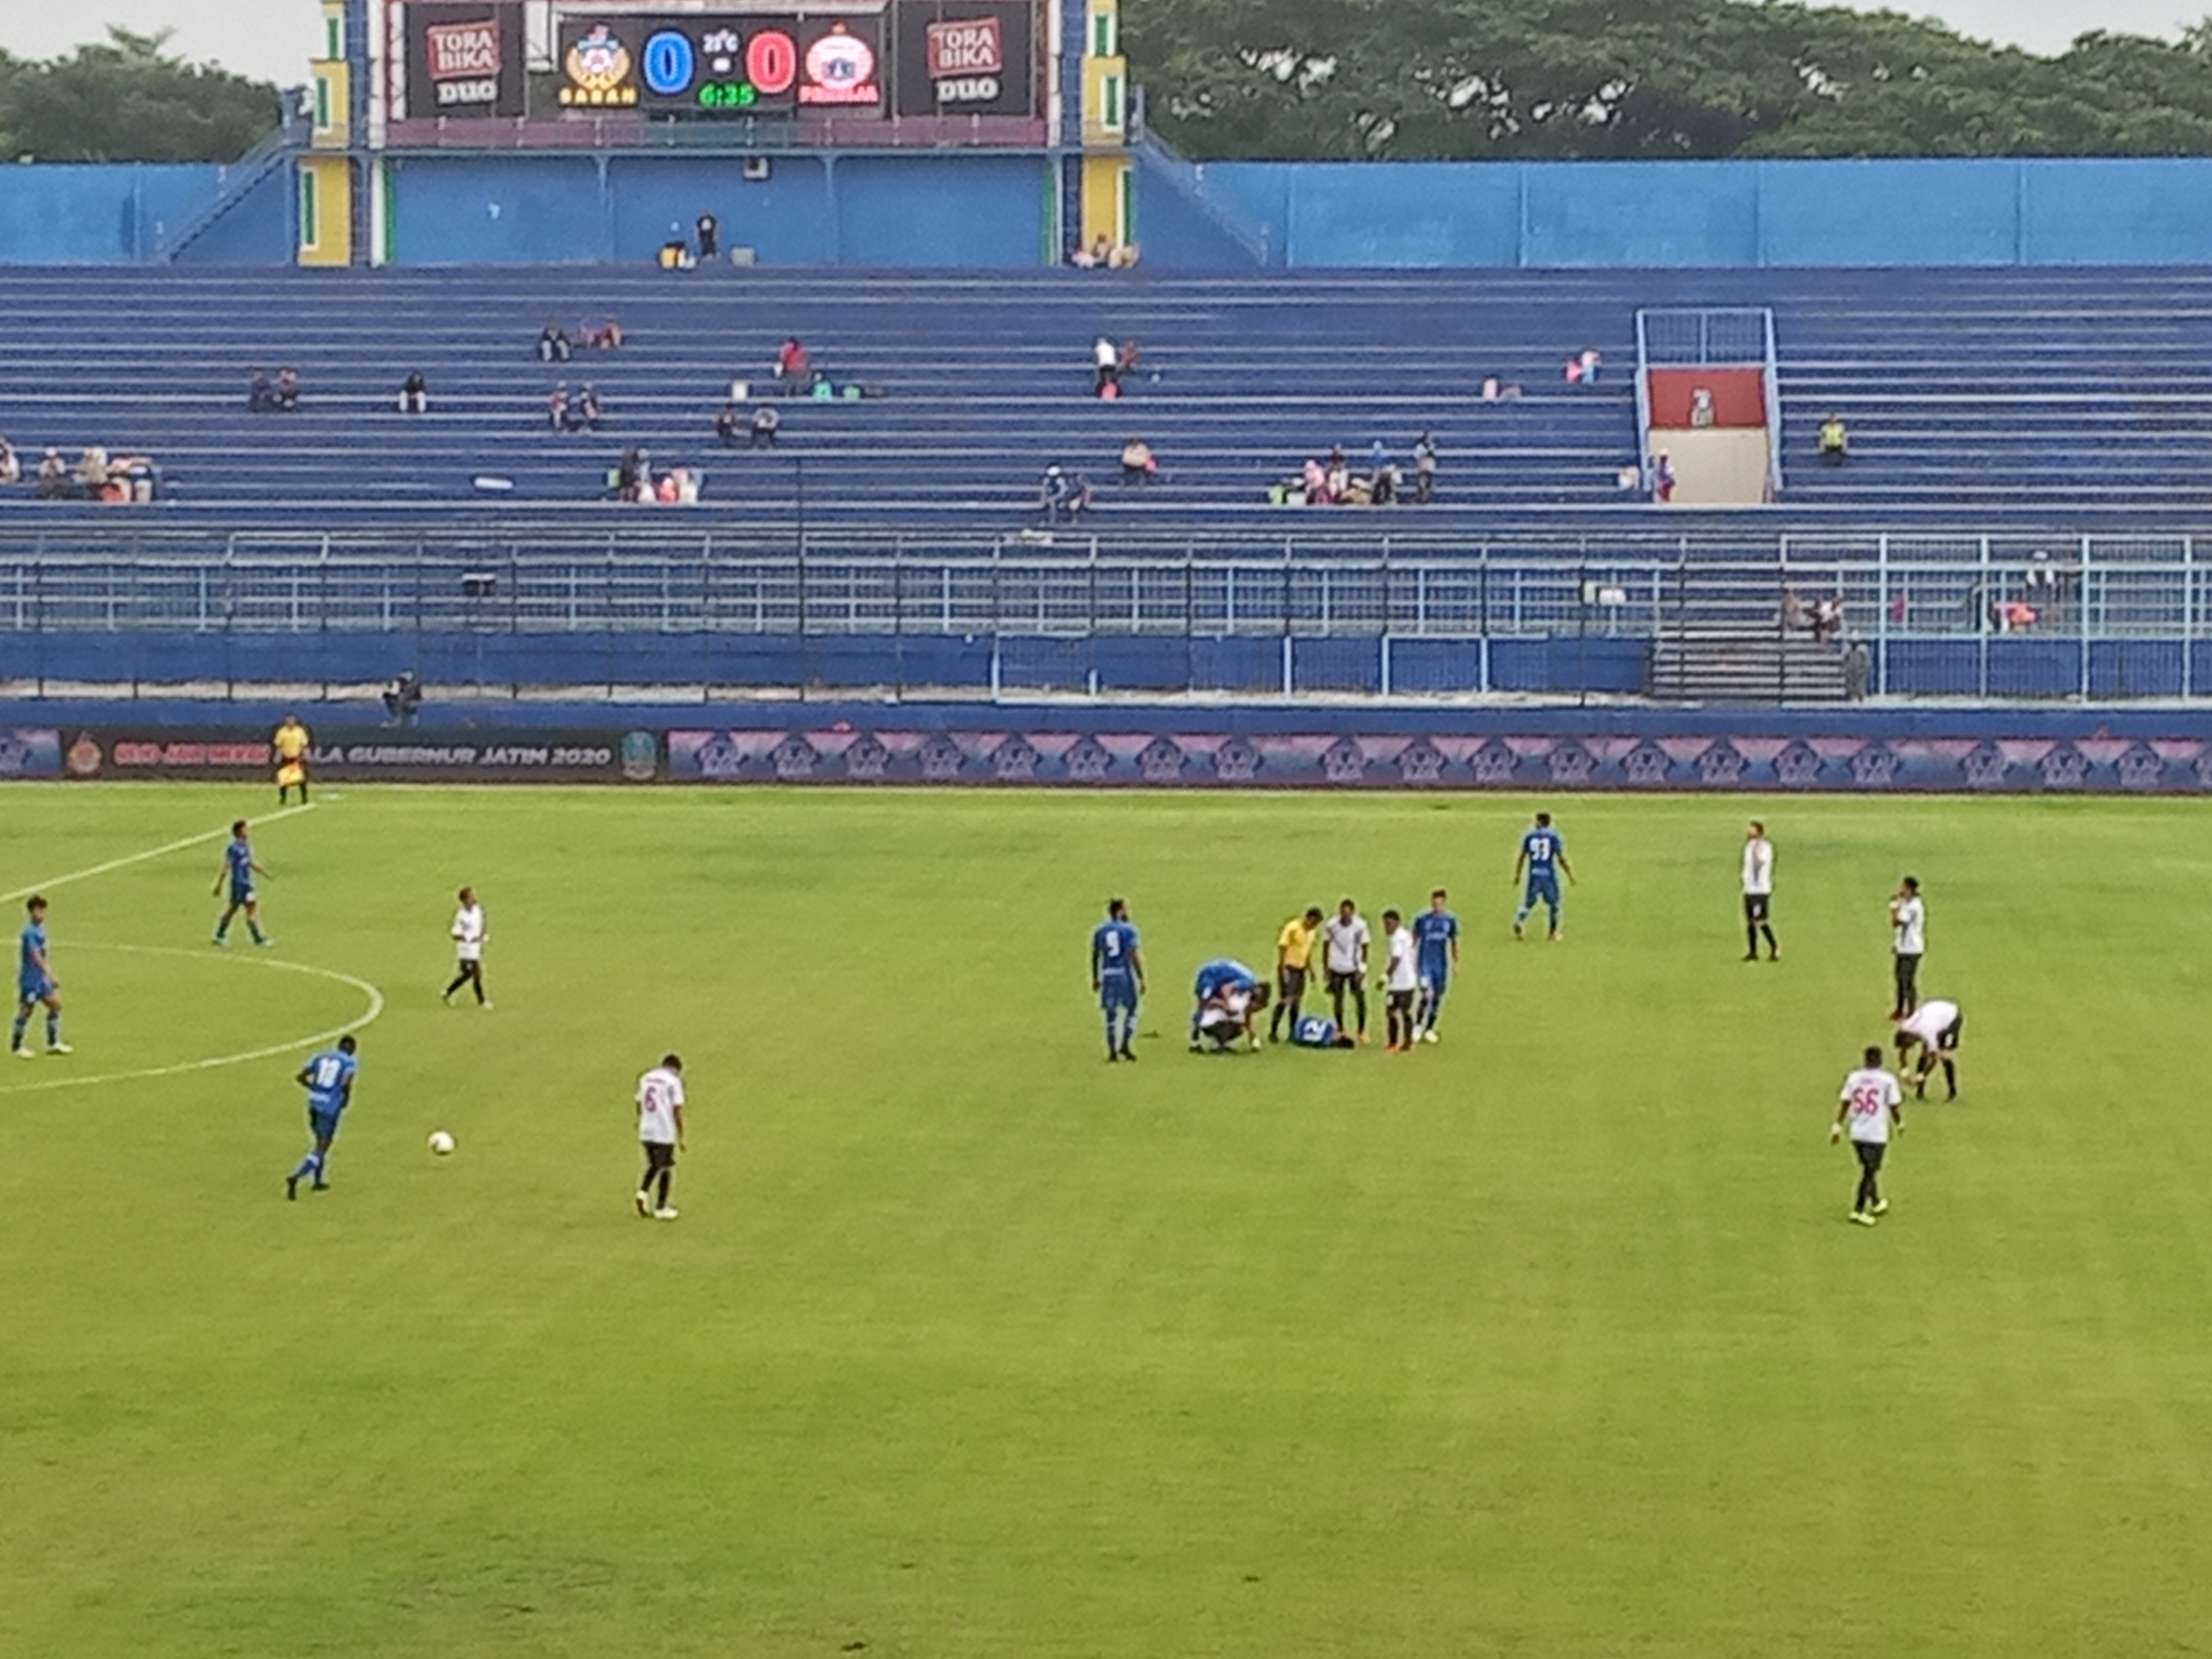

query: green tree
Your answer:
[0,27,282,163]
[1126,0,2212,161]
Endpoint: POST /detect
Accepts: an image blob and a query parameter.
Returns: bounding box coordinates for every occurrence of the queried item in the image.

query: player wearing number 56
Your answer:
[1831,1046,1904,1227]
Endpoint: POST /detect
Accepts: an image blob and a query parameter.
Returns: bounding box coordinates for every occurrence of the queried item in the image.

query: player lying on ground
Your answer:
[1893,998,1963,1100]
[1190,960,1269,1052]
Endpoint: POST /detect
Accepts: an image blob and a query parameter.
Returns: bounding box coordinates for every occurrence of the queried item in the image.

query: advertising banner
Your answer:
[0,728,62,780]
[558,10,884,115]
[58,729,662,784]
[893,0,1036,117]
[668,725,2212,793]
[405,3,527,118]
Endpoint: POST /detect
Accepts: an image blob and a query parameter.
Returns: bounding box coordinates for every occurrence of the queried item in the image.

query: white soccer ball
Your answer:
[428,1130,456,1156]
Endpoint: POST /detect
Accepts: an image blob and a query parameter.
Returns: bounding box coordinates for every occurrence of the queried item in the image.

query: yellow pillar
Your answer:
[1079,0,1130,249]
[297,155,352,268]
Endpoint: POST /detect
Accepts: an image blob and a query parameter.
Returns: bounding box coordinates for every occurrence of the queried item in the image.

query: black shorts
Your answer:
[641,1141,676,1173]
[1853,1140,1886,1173]
[1388,989,1415,1012]
[1328,969,1360,994]
[1936,1014,1963,1052]
[1278,964,1308,1000]
[1742,894,1771,923]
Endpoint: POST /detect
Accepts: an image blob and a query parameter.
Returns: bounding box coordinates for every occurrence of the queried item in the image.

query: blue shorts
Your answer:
[308,1107,344,1143]
[18,975,54,1004]
[1523,876,1561,908]
[1099,975,1139,1015]
[1418,960,1450,996]
[230,884,256,907]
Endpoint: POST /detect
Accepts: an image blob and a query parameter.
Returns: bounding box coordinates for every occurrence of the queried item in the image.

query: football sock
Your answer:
[214,918,230,940]
[1942,1059,1956,1096]
[291,1152,318,1181]
[472,975,486,1005]
[655,1170,672,1207]
[45,1012,60,1046]
[9,1013,26,1050]
[1103,1011,1117,1054]
[248,922,266,945]
[1760,924,1778,954]
[445,969,470,999]
[1745,924,1759,954]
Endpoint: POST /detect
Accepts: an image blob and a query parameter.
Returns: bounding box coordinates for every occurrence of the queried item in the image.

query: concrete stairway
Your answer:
[1648,626,1851,703]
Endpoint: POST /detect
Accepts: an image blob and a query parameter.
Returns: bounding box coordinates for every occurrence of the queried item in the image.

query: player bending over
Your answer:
[212,820,272,947]
[1380,909,1419,1051]
[1893,998,1963,1101]
[286,1035,359,1200]
[12,895,69,1058]
[1090,898,1147,1062]
[1513,811,1575,940]
[1832,1044,1904,1227]
[1190,959,1269,1052]
[1410,888,1459,1042]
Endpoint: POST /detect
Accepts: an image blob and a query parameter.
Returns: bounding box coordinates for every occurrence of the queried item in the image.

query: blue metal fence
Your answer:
[0,527,2206,699]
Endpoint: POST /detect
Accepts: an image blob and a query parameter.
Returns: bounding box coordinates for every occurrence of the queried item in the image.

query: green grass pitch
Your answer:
[3,783,2211,1656]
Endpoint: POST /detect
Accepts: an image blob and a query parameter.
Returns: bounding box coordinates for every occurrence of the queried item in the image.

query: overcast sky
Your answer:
[0,1,2200,85]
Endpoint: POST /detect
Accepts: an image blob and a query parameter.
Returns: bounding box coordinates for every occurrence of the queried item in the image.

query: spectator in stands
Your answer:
[777,337,810,396]
[398,371,428,415]
[1093,335,1120,396]
[247,365,274,412]
[1066,470,1095,517]
[1068,241,1099,268]
[538,319,572,363]
[1814,596,1844,644]
[568,384,602,433]
[1089,234,1112,266]
[548,384,569,432]
[1843,640,1871,701]
[1107,242,1141,270]
[1414,432,1438,503]
[617,447,649,502]
[35,448,67,498]
[1118,340,1143,382]
[383,670,424,726]
[0,436,17,485]
[1820,413,1851,466]
[715,403,742,447]
[1302,457,1329,504]
[751,403,780,448]
[1120,437,1158,486]
[1780,586,1812,633]
[696,211,720,261]
[1650,452,1676,502]
[580,316,623,349]
[1040,464,1069,523]
[75,447,110,499]
[1370,456,1401,506]
[1568,348,1603,385]
[275,367,300,411]
[1324,446,1351,503]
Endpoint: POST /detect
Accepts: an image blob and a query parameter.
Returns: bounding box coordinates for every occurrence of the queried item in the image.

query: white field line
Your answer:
[0,943,385,1096]
[0,802,319,903]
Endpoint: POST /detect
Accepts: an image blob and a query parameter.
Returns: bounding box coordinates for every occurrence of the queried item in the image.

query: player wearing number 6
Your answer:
[1831,1045,1904,1226]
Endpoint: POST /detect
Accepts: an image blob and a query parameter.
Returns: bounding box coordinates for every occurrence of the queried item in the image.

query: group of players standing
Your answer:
[1087,812,1578,1059]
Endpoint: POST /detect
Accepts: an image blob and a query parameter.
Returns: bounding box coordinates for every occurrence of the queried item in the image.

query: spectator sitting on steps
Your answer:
[383,670,424,725]
[274,367,300,411]
[1093,335,1120,396]
[1120,437,1158,485]
[75,446,110,499]
[36,447,67,497]
[0,434,17,485]
[548,383,569,431]
[1414,432,1438,503]
[1814,596,1844,644]
[399,372,428,415]
[579,316,624,349]
[1781,586,1811,633]
[715,403,742,447]
[565,384,601,433]
[696,211,719,261]
[1650,451,1676,502]
[247,365,273,411]
[1820,413,1851,465]
[539,319,573,362]
[751,403,780,447]
[777,337,809,396]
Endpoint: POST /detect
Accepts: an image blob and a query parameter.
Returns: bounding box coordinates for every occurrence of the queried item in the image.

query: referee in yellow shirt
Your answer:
[1268,906,1324,1043]
[272,713,311,805]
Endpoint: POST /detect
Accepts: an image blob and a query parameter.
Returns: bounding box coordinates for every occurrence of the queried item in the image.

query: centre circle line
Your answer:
[0,942,386,1096]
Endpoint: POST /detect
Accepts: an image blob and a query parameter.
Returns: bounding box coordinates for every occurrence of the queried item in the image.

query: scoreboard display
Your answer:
[558,12,886,115]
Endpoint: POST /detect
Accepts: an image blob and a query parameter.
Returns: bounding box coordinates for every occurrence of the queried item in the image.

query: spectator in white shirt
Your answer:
[1889,876,1926,1017]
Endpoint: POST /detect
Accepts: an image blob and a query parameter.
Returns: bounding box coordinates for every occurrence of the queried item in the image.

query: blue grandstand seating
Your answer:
[2,265,2210,544]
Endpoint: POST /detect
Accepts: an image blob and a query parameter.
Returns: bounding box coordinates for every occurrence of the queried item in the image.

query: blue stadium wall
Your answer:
[7,152,2212,268]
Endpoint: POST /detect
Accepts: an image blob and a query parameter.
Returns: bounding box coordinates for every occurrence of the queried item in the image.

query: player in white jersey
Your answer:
[1831,1045,1905,1225]
[634,1054,687,1220]
[1741,821,1778,961]
[1893,998,1963,1100]
[1322,898,1372,1044]
[1378,909,1419,1051]
[1888,876,1926,1017]
[441,886,491,1008]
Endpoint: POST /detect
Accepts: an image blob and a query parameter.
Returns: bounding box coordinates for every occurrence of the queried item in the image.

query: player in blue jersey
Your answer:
[1410,888,1460,1043]
[1513,811,1576,941]
[212,819,272,947]
[1090,897,1148,1062]
[12,895,69,1059]
[1190,958,1267,1052]
[286,1034,359,1200]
